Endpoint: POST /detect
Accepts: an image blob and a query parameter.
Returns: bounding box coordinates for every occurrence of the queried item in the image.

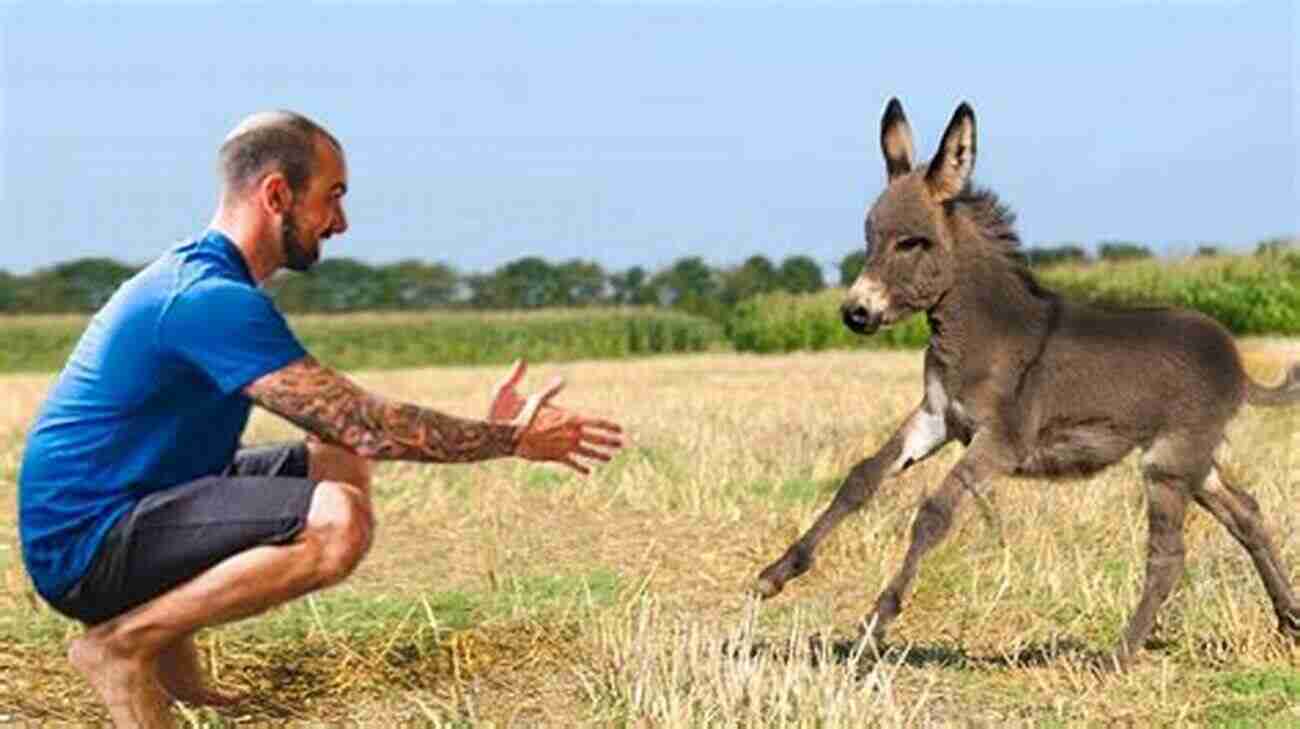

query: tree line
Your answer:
[2,238,1290,317]
[0,253,831,317]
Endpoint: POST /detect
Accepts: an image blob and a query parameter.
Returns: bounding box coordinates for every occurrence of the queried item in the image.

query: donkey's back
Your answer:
[1012,302,1248,480]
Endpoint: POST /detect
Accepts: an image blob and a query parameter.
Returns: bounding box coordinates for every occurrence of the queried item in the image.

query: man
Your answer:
[18,111,623,728]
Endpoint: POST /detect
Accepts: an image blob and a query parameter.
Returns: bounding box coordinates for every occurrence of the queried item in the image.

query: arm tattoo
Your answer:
[245,356,519,463]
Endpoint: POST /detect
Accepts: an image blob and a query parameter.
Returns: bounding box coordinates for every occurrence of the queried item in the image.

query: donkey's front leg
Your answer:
[755,405,950,598]
[865,436,1009,643]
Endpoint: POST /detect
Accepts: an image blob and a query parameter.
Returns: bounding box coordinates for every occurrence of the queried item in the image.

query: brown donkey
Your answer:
[755,98,1300,667]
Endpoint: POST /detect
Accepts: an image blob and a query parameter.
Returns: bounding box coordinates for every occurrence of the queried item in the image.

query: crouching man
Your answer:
[18,110,622,728]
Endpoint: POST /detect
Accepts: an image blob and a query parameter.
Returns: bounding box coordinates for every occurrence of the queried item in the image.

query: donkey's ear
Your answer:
[926,102,976,201]
[880,98,914,181]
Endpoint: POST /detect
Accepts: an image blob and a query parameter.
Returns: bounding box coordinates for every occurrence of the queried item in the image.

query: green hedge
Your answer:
[4,253,1294,372]
[291,309,723,370]
[725,291,930,353]
[0,308,724,374]
[727,252,1300,353]
[0,316,89,373]
[1039,252,1300,335]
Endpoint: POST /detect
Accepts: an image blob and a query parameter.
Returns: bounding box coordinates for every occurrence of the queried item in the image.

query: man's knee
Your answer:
[303,480,374,587]
[307,441,372,492]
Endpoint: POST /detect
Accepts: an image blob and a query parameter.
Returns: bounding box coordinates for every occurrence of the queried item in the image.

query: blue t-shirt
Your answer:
[18,230,308,600]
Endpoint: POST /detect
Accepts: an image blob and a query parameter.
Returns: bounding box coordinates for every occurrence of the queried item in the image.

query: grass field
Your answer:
[1,343,1298,727]
[0,309,725,374]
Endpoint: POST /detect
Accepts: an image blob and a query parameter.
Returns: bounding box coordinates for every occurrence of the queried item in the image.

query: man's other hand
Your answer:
[494,360,624,475]
[488,359,538,423]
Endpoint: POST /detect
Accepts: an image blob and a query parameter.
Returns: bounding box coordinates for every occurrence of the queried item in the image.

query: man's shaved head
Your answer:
[218,110,341,197]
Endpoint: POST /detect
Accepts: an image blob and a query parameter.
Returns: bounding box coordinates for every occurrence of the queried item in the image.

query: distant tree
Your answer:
[1098,241,1153,261]
[719,255,779,305]
[61,258,140,309]
[839,250,866,286]
[609,266,655,305]
[555,259,608,306]
[470,256,562,309]
[1024,244,1088,267]
[462,272,495,309]
[20,258,141,312]
[652,256,718,306]
[270,258,389,312]
[1195,245,1220,258]
[380,260,459,309]
[0,271,16,313]
[1256,236,1297,256]
[777,255,825,294]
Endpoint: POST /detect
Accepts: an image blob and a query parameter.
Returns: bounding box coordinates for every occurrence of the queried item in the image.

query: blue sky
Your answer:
[1,1,1295,276]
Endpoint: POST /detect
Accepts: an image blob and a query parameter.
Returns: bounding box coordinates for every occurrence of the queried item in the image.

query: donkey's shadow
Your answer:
[734,633,1124,674]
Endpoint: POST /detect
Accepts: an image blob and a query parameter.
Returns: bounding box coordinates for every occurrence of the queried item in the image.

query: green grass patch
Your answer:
[221,567,622,645]
[1203,668,1300,728]
[0,308,725,374]
[412,590,481,632]
[1221,668,1300,699]
[498,569,622,611]
[523,469,569,491]
[750,477,837,505]
[0,316,85,373]
[294,309,722,370]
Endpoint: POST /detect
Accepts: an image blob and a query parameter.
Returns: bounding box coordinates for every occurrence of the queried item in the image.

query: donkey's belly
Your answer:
[1015,419,1138,479]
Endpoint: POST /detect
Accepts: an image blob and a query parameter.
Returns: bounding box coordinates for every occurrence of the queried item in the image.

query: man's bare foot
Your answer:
[68,633,175,729]
[156,636,243,707]
[160,681,242,707]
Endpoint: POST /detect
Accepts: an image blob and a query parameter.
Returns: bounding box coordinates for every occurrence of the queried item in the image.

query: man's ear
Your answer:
[259,172,293,216]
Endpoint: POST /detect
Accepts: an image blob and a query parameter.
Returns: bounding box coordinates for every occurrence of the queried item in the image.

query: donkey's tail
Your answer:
[1247,363,1300,408]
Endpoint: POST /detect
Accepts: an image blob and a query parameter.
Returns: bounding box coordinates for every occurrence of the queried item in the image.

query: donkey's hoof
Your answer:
[1278,611,1300,640]
[1094,649,1134,675]
[752,577,782,599]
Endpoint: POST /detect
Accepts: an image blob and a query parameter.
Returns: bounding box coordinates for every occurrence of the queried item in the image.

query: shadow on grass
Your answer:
[730,633,1129,675]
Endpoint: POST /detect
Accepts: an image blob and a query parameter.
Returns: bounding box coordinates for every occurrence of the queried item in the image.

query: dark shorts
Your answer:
[50,442,319,625]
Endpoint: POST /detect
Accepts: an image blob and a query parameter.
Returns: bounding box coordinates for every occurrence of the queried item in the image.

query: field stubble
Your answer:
[0,343,1298,727]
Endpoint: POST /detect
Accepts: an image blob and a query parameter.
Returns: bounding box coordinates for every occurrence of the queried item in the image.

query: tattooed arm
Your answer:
[245,356,519,463]
[245,356,624,471]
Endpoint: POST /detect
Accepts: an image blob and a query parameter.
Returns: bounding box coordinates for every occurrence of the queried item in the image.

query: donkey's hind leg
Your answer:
[1114,475,1189,667]
[1192,464,1300,638]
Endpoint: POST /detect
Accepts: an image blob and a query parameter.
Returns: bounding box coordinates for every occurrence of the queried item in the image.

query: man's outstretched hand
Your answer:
[489,360,623,475]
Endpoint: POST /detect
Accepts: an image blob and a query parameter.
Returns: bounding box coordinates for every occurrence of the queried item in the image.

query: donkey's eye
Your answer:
[897,236,930,252]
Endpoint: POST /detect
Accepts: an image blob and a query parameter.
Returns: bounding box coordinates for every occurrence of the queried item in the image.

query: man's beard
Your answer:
[281,211,319,272]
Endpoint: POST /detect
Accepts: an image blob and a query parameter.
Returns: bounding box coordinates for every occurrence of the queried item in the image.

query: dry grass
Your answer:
[1,342,1298,727]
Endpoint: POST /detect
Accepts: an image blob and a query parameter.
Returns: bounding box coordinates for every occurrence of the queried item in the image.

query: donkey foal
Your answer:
[755,98,1300,668]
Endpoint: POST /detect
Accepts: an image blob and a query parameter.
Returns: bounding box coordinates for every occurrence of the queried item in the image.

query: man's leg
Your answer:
[155,633,239,707]
[72,444,373,728]
[154,442,371,708]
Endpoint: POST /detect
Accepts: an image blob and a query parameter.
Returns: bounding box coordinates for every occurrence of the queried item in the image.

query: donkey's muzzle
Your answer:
[841,303,881,335]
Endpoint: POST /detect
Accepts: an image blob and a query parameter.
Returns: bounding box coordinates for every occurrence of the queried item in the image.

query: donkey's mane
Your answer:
[950,185,1020,254]
[949,185,1056,299]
